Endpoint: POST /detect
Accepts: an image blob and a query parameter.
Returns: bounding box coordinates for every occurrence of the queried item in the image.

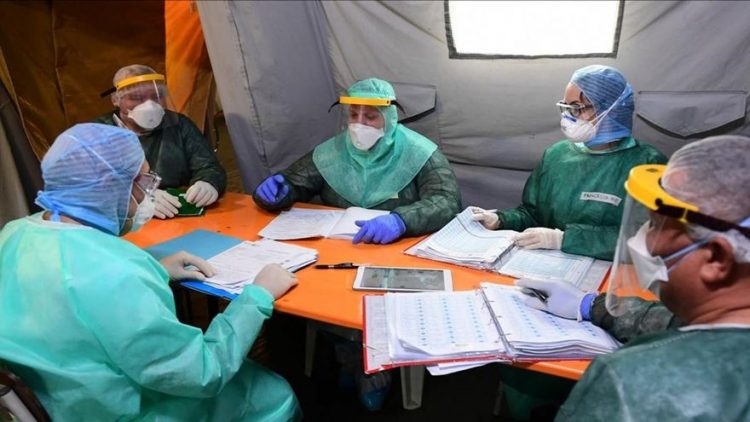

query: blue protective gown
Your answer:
[0,214,301,421]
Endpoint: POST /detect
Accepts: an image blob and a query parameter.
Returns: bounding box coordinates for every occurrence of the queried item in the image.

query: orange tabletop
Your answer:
[124,192,591,380]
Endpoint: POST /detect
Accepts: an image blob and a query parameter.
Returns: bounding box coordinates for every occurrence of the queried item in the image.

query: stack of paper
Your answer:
[363,283,620,374]
[406,208,610,293]
[258,207,389,240]
[363,291,508,373]
[481,283,620,359]
[405,207,518,269]
[202,239,317,294]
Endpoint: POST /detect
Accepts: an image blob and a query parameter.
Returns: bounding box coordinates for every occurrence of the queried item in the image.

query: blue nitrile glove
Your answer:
[256,174,290,205]
[352,213,407,244]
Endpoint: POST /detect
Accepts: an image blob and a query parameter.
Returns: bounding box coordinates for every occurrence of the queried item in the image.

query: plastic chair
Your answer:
[0,367,50,422]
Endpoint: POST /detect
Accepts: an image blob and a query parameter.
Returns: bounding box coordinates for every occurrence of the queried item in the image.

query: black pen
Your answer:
[314,262,363,269]
[521,287,549,304]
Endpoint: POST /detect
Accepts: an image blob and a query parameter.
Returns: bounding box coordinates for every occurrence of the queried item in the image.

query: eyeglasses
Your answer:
[134,171,161,196]
[556,101,594,118]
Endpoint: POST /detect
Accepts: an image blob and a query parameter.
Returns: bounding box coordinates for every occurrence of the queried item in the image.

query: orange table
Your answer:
[124,192,590,381]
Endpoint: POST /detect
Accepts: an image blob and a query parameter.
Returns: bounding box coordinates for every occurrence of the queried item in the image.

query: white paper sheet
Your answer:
[257,208,341,240]
[203,239,317,294]
[387,291,503,357]
[258,207,389,240]
[481,283,620,357]
[497,249,594,282]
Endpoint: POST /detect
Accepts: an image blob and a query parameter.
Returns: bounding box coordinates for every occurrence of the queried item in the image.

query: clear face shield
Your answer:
[113,74,174,131]
[330,96,398,151]
[606,164,710,316]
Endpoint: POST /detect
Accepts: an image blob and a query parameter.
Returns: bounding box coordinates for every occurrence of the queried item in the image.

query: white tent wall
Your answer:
[197,1,339,192]
[199,0,750,209]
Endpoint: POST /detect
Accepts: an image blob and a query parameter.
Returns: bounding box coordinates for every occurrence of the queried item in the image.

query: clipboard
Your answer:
[145,229,241,300]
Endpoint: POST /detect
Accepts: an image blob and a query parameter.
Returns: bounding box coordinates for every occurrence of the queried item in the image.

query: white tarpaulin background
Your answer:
[198,0,750,209]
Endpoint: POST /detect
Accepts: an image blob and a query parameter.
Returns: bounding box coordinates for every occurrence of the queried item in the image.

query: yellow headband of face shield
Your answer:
[624,164,699,223]
[338,96,392,107]
[115,73,166,90]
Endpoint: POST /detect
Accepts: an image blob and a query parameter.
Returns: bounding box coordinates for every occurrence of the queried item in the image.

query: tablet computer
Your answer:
[352,266,453,292]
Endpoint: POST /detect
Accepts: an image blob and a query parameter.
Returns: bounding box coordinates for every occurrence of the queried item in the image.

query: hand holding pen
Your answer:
[468,206,500,230]
[515,278,589,320]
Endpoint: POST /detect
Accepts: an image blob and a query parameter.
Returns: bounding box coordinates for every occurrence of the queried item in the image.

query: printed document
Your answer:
[406,207,517,268]
[203,239,317,294]
[259,207,389,240]
[363,283,619,373]
[406,208,610,293]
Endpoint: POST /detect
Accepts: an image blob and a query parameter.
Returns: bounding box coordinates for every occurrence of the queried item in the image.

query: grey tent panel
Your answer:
[636,91,747,137]
[199,0,750,208]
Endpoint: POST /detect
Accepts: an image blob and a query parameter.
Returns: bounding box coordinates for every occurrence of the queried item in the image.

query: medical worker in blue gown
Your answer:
[0,124,302,421]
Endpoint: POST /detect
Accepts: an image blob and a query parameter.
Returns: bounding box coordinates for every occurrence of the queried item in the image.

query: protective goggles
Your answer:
[100,73,166,98]
[328,95,404,113]
[626,164,750,239]
[556,101,594,118]
[134,171,161,196]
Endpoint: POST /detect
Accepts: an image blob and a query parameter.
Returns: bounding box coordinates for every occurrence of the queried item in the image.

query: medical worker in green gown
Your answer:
[472,65,666,261]
[253,78,462,244]
[94,64,227,220]
[470,65,667,420]
[0,124,301,421]
[515,136,750,421]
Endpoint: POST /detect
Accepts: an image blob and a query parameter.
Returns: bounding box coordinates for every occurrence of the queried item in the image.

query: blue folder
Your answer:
[145,229,242,300]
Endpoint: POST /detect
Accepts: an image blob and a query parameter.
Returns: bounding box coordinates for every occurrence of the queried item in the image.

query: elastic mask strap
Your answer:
[664,239,709,273]
[592,84,631,124]
[49,209,62,222]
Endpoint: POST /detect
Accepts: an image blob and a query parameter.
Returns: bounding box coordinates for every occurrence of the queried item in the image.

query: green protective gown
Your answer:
[314,78,439,208]
[590,294,681,343]
[0,214,300,421]
[94,110,227,194]
[498,138,666,260]
[557,327,750,421]
[253,149,462,237]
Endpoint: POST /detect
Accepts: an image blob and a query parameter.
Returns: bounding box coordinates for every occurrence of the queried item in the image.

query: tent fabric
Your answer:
[197,1,339,192]
[0,1,165,159]
[165,0,213,133]
[636,91,747,137]
[0,80,42,217]
[0,121,28,229]
[198,1,750,210]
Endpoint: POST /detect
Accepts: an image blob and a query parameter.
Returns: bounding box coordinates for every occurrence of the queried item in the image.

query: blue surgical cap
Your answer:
[35,123,145,235]
[570,65,634,147]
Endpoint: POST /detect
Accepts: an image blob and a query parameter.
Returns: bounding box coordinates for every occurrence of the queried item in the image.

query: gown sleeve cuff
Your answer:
[240,285,275,317]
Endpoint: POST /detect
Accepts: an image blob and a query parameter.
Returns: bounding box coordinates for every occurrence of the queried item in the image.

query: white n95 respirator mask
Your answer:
[560,115,599,142]
[128,100,165,130]
[626,222,705,296]
[128,194,155,232]
[348,123,384,151]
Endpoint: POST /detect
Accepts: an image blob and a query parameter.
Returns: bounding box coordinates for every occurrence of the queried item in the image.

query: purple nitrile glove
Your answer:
[256,174,289,205]
[352,213,406,244]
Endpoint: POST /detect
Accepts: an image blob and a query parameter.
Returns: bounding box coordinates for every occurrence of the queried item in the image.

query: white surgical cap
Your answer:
[662,135,750,262]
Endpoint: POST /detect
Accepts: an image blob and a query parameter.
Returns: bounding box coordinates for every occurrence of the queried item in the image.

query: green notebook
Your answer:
[166,188,206,217]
